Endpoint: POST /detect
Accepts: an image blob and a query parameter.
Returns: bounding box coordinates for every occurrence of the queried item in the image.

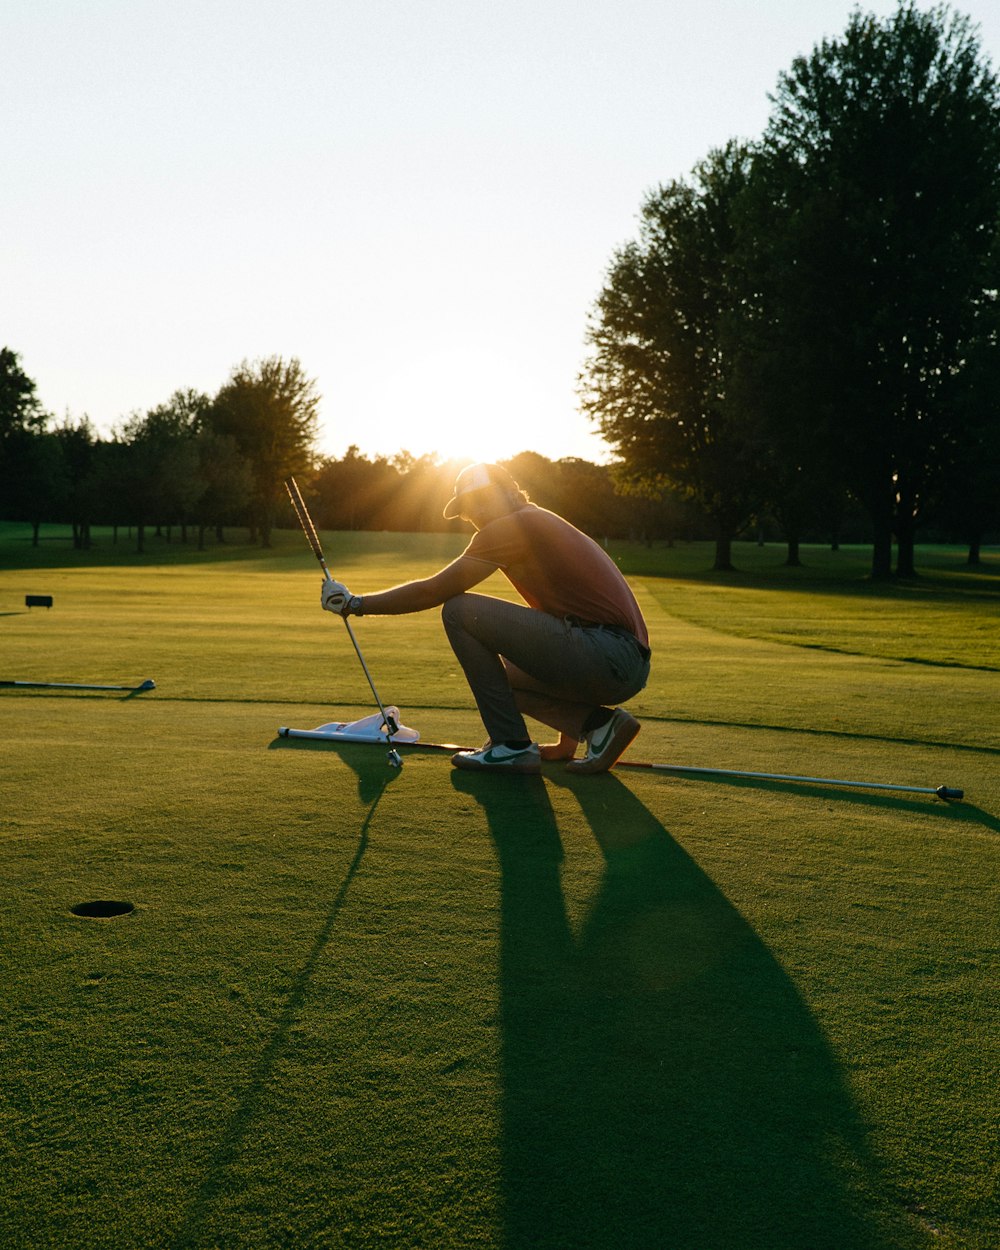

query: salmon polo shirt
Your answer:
[461,505,649,649]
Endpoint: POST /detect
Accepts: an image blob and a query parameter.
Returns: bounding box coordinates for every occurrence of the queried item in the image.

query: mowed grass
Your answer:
[1,525,998,1249]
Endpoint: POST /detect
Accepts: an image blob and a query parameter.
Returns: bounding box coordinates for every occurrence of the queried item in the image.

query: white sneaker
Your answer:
[451,742,542,774]
[565,709,640,774]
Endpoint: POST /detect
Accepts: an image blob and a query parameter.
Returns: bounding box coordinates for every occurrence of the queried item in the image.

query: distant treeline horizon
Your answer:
[0,346,996,572]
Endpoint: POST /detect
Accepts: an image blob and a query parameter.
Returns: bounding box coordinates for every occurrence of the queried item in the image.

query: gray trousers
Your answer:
[442,593,650,744]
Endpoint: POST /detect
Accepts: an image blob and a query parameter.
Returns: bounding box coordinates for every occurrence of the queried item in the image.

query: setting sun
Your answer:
[317,341,610,466]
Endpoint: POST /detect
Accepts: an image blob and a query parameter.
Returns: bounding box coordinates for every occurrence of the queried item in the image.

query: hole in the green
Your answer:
[70,900,135,919]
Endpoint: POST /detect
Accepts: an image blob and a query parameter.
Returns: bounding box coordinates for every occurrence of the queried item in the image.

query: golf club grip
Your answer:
[284,478,328,570]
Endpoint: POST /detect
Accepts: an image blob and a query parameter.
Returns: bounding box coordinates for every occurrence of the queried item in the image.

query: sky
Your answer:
[4,1,999,468]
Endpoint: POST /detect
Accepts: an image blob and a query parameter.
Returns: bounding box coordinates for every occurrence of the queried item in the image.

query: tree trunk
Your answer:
[967,533,982,566]
[785,536,802,567]
[871,524,892,579]
[137,522,145,555]
[32,521,40,547]
[713,533,735,571]
[895,515,917,578]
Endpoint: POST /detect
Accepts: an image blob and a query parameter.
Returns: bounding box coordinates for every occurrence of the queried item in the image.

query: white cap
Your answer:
[442,463,518,519]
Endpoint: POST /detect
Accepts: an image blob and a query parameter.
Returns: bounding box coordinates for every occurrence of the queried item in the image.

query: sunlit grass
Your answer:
[1,529,997,1249]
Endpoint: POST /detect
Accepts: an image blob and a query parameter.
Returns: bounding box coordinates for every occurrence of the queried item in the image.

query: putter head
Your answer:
[387,749,402,768]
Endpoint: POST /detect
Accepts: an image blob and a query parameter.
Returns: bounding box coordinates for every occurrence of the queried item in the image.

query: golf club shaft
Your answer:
[285,477,331,575]
[341,616,399,733]
[284,477,400,741]
[614,760,962,799]
[0,679,154,692]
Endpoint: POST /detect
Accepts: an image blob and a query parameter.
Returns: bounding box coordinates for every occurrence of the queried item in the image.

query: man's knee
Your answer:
[442,593,474,634]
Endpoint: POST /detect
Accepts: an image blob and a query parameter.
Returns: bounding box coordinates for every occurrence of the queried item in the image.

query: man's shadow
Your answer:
[452,770,910,1250]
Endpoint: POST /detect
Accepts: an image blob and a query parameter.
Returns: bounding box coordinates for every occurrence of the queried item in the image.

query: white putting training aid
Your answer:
[278,707,420,746]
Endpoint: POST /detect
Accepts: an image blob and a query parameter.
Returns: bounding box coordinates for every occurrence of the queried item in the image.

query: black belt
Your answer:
[567,616,651,662]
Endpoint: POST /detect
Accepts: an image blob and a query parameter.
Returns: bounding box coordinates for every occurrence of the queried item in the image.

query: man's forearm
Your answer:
[357,579,447,615]
[351,555,493,616]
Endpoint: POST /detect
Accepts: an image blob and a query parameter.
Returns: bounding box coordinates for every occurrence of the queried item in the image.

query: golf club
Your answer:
[614,760,963,800]
[284,477,402,768]
[0,678,156,693]
[276,718,963,799]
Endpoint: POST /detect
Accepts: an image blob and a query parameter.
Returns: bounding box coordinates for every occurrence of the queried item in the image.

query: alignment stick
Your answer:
[0,679,156,692]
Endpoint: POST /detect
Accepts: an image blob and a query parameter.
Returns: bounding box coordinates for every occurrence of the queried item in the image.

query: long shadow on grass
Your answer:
[452,770,914,1250]
[171,746,397,1249]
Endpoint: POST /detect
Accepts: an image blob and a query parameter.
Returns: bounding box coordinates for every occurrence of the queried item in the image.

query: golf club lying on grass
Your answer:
[277,716,963,799]
[614,760,963,800]
[0,678,156,693]
[284,477,402,768]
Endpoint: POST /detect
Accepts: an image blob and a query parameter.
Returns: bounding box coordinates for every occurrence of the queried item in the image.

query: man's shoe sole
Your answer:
[565,713,640,775]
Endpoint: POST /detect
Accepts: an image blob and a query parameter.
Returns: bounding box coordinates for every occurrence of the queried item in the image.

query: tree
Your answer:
[311,446,401,531]
[756,2,1000,578]
[192,428,253,548]
[934,274,1000,562]
[143,390,212,541]
[580,143,768,570]
[383,451,459,532]
[209,357,320,546]
[52,418,98,548]
[1,349,48,509]
[0,430,68,541]
[85,437,132,543]
[0,348,45,444]
[503,452,643,540]
[117,399,202,553]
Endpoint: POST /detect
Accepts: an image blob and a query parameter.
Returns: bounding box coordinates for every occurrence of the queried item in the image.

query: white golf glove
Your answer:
[320,580,363,616]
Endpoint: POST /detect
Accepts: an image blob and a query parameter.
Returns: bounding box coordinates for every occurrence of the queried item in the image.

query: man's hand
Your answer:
[320,580,362,616]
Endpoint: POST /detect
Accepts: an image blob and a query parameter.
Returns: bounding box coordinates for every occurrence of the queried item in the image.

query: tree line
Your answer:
[0,345,701,550]
[0,353,319,552]
[581,2,1000,575]
[0,331,988,561]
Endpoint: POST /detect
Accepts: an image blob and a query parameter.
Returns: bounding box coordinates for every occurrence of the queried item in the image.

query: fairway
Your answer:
[1,529,997,1250]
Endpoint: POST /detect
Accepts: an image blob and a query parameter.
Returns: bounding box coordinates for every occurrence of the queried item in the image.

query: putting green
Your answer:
[1,531,997,1249]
